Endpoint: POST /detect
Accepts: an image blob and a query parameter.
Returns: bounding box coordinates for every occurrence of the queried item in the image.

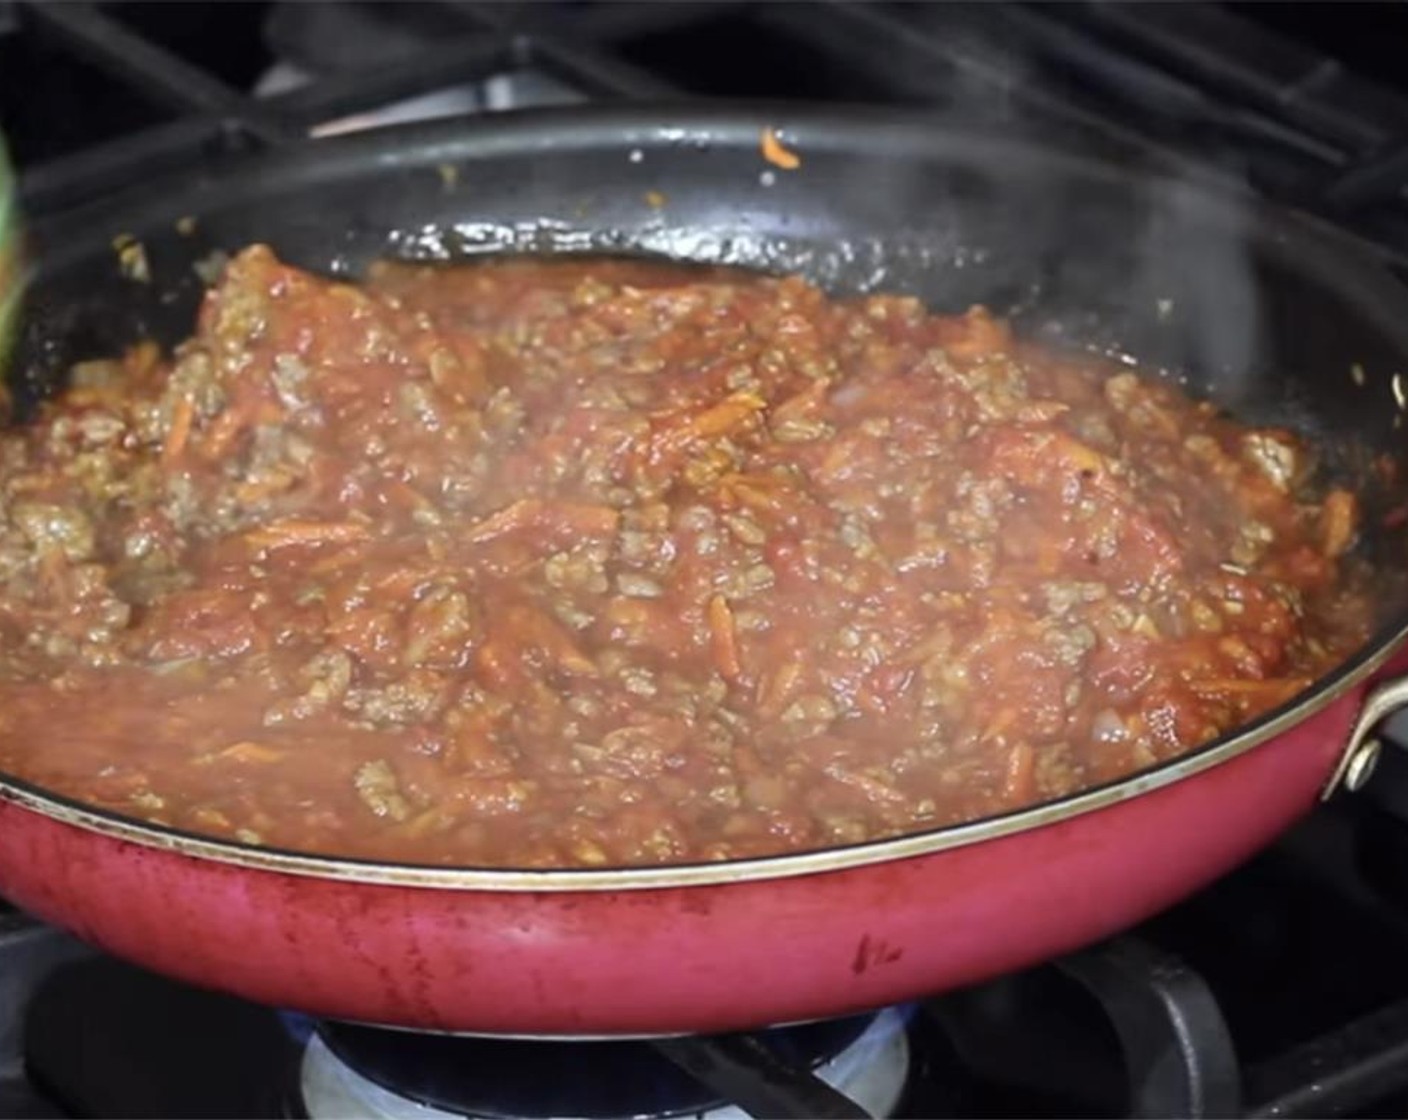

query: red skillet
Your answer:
[4,105,1408,1036]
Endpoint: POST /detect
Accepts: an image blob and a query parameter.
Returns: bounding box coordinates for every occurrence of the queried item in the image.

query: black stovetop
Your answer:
[9,2,1408,253]
[6,3,1408,1117]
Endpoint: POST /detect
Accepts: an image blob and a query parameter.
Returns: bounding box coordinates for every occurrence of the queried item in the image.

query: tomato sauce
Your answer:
[0,248,1375,867]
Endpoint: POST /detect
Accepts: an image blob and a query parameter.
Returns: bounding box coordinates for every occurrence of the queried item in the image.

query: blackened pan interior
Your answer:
[8,104,1408,861]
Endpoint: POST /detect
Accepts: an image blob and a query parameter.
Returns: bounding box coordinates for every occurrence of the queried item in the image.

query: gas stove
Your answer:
[6,3,1408,1118]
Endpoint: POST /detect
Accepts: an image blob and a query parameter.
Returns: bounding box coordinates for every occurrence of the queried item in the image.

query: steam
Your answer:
[758,0,1267,410]
[344,0,1269,423]
[1132,176,1261,404]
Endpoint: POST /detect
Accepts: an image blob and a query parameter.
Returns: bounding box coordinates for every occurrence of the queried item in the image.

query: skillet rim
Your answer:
[6,100,1408,891]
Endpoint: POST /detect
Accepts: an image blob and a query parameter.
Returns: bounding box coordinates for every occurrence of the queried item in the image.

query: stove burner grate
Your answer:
[294,1010,910,1120]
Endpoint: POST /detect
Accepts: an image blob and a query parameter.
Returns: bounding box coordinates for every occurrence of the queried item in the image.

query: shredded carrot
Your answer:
[823,762,907,804]
[895,630,952,668]
[307,545,373,574]
[731,743,766,778]
[219,741,283,764]
[36,548,68,603]
[198,390,270,460]
[982,709,1020,741]
[464,499,538,543]
[1321,489,1358,558]
[760,126,801,171]
[758,659,804,715]
[508,604,598,676]
[717,471,793,513]
[161,395,195,465]
[475,607,598,688]
[400,806,455,839]
[939,306,1014,358]
[463,498,619,544]
[124,339,162,376]
[1050,431,1110,476]
[198,408,245,460]
[545,501,621,538]
[382,479,436,517]
[245,519,371,552]
[232,471,295,504]
[1002,743,1036,803]
[707,594,743,680]
[473,636,514,690]
[770,379,828,424]
[191,807,232,829]
[654,391,766,456]
[373,565,447,597]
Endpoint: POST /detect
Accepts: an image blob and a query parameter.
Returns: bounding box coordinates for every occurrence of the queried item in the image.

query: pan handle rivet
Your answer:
[1345,738,1383,792]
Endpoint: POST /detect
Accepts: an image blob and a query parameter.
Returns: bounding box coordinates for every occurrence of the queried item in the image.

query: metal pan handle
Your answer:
[1321,674,1408,799]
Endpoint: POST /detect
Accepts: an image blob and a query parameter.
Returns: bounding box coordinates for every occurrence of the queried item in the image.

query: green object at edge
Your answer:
[0,137,18,386]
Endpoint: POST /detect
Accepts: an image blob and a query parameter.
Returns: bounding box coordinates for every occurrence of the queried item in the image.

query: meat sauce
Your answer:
[0,248,1376,867]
